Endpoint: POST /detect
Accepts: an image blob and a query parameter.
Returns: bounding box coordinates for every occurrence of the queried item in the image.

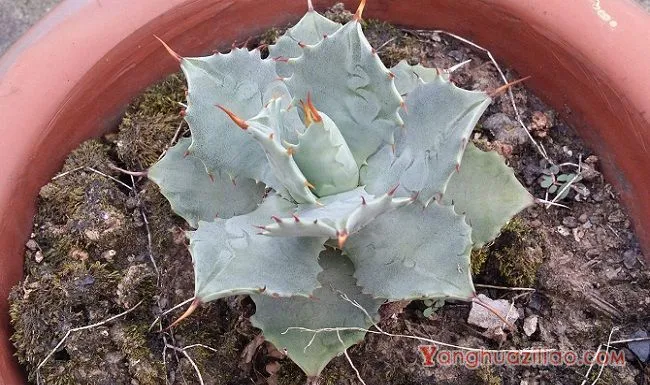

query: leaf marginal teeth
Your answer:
[216,105,249,129]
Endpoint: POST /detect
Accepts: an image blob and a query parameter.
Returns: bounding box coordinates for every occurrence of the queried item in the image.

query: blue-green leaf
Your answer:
[251,248,383,376]
[189,195,326,301]
[148,138,265,227]
[344,202,475,301]
[443,143,534,246]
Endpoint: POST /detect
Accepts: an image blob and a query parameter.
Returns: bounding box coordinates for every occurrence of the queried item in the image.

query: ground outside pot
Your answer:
[1,0,649,383]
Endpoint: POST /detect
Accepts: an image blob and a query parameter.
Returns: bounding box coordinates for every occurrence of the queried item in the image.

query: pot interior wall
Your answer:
[1,0,649,383]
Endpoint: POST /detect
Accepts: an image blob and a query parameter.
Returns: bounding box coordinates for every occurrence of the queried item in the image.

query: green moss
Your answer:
[362,19,422,68]
[473,218,544,288]
[276,361,307,385]
[115,73,186,169]
[172,301,255,384]
[475,366,503,385]
[11,35,244,385]
[9,261,128,384]
[492,219,543,287]
[585,363,615,384]
[128,72,186,118]
[471,247,490,276]
[32,138,147,272]
[115,324,166,385]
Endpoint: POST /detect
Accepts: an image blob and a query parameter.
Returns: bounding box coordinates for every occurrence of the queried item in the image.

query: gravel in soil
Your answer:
[9,4,650,385]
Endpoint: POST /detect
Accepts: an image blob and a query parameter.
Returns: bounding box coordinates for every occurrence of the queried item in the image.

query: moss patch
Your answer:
[471,247,490,276]
[9,73,184,385]
[114,72,186,170]
[475,366,503,385]
[9,261,136,385]
[475,219,544,287]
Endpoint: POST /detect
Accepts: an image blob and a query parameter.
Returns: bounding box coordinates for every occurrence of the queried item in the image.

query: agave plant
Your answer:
[148,0,533,376]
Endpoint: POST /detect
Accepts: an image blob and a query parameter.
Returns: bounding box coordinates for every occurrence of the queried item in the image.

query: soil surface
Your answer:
[9,4,650,385]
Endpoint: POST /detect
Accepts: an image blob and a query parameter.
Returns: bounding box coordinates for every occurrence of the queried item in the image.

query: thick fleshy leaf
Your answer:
[391,60,443,95]
[344,203,475,301]
[286,20,403,166]
[223,101,319,204]
[250,92,303,146]
[188,195,326,302]
[291,111,359,197]
[251,248,383,376]
[361,76,491,204]
[259,187,412,241]
[148,138,265,227]
[182,48,286,186]
[270,10,342,78]
[391,59,474,95]
[443,143,535,246]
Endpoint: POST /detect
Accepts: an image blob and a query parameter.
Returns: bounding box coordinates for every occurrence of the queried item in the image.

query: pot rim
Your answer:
[1,1,649,383]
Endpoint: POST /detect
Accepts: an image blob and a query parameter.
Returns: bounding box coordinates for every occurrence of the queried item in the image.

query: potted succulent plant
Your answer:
[1,0,649,383]
[142,2,535,375]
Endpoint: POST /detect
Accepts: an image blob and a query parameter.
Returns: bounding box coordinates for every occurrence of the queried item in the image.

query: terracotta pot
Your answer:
[1,0,649,383]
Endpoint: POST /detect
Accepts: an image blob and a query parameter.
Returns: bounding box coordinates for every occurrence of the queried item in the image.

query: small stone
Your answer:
[38,184,56,199]
[447,50,467,62]
[34,251,44,263]
[25,239,39,251]
[608,210,625,223]
[529,219,542,228]
[556,226,571,236]
[604,267,621,280]
[101,249,117,262]
[585,249,600,258]
[572,183,590,197]
[523,315,539,336]
[623,249,639,269]
[562,216,579,228]
[530,111,551,138]
[579,164,600,182]
[592,191,605,202]
[590,214,604,225]
[628,330,649,362]
[578,214,589,223]
[70,249,89,261]
[84,229,101,241]
[517,307,525,319]
[468,294,519,332]
[572,228,585,242]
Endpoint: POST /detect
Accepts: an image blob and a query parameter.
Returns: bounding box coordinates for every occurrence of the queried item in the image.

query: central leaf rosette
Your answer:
[218,94,362,203]
[217,91,415,249]
[148,1,534,376]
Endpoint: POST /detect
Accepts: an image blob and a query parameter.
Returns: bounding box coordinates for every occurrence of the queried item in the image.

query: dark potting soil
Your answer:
[9,4,650,385]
